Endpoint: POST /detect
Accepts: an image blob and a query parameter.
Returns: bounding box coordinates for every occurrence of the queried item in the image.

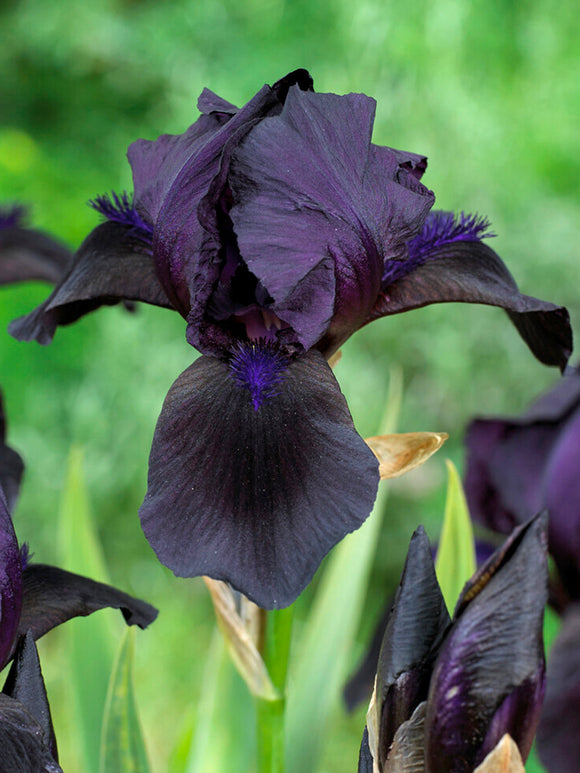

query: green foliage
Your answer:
[286,369,402,773]
[59,447,117,773]
[435,459,477,613]
[101,628,152,773]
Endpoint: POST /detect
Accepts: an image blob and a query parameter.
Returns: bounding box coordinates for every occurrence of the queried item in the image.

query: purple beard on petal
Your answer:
[229,340,289,410]
[89,191,154,243]
[0,205,27,230]
[19,543,31,571]
[382,211,495,286]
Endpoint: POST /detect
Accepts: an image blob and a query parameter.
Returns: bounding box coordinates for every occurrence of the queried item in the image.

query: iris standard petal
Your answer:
[139,348,380,609]
[0,489,23,670]
[425,516,548,772]
[154,72,313,329]
[0,391,24,513]
[9,221,172,345]
[372,237,571,371]
[536,604,580,773]
[375,527,450,766]
[16,564,158,647]
[229,87,433,352]
[3,632,58,764]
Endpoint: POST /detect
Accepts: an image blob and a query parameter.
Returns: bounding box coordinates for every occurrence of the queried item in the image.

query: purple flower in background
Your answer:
[358,518,548,773]
[0,397,158,768]
[464,367,580,773]
[9,70,571,608]
[0,205,71,286]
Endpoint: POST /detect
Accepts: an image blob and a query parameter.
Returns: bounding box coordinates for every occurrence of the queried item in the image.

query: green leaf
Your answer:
[100,627,151,773]
[435,459,477,613]
[59,446,116,773]
[285,367,403,773]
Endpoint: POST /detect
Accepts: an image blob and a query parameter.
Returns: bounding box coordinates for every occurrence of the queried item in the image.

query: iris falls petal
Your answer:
[140,348,380,609]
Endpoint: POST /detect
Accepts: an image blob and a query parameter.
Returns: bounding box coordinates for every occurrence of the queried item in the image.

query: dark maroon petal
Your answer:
[537,604,580,773]
[229,88,433,352]
[0,693,62,773]
[543,407,580,599]
[425,515,548,772]
[9,222,172,345]
[357,727,373,773]
[373,239,572,371]
[139,349,380,609]
[0,227,71,285]
[464,418,555,534]
[154,74,312,324]
[16,564,158,646]
[0,489,23,670]
[375,527,450,767]
[3,632,58,763]
[0,391,24,513]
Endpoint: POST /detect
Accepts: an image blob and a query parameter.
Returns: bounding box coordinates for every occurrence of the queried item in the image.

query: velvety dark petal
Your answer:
[16,564,158,648]
[537,604,580,773]
[464,418,555,534]
[518,365,580,423]
[357,727,374,773]
[0,489,23,670]
[376,527,450,767]
[543,407,580,599]
[229,87,433,351]
[3,632,58,763]
[0,227,71,285]
[425,515,548,773]
[372,239,572,371]
[155,73,313,326]
[9,222,172,345]
[0,694,62,773]
[140,349,380,609]
[0,391,24,513]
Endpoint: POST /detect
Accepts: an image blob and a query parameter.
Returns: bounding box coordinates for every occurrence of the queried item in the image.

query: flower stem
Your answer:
[255,605,294,773]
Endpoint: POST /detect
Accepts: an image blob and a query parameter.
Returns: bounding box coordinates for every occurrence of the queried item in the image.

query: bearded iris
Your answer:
[9,70,571,609]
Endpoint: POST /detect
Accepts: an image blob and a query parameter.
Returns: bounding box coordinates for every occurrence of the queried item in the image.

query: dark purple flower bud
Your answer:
[359,518,547,772]
[536,603,580,773]
[465,365,580,603]
[425,515,548,772]
[0,204,71,286]
[9,71,571,609]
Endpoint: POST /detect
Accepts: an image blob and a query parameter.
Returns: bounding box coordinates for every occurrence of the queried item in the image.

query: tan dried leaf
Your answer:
[328,349,342,369]
[473,735,526,773]
[365,432,448,480]
[383,702,426,773]
[365,678,381,773]
[203,577,279,701]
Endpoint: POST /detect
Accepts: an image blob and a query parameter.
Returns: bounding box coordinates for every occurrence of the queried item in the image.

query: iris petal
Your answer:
[425,516,548,772]
[229,87,433,352]
[140,349,380,609]
[375,527,450,766]
[9,222,172,345]
[0,693,62,772]
[0,489,23,670]
[372,239,572,371]
[3,632,58,763]
[16,564,158,649]
[536,604,580,773]
[0,224,71,285]
[0,390,24,513]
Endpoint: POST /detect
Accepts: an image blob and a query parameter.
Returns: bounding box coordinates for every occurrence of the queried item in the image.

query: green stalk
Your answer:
[255,605,294,773]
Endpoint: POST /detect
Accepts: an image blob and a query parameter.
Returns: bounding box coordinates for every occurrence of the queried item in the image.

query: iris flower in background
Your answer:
[9,69,571,608]
[0,205,71,286]
[0,396,158,769]
[358,517,547,773]
[464,367,580,772]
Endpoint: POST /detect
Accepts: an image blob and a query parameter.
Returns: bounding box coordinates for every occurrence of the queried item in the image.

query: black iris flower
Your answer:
[9,70,571,609]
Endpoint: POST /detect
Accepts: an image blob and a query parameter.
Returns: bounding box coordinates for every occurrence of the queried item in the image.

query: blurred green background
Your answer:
[0,0,577,770]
